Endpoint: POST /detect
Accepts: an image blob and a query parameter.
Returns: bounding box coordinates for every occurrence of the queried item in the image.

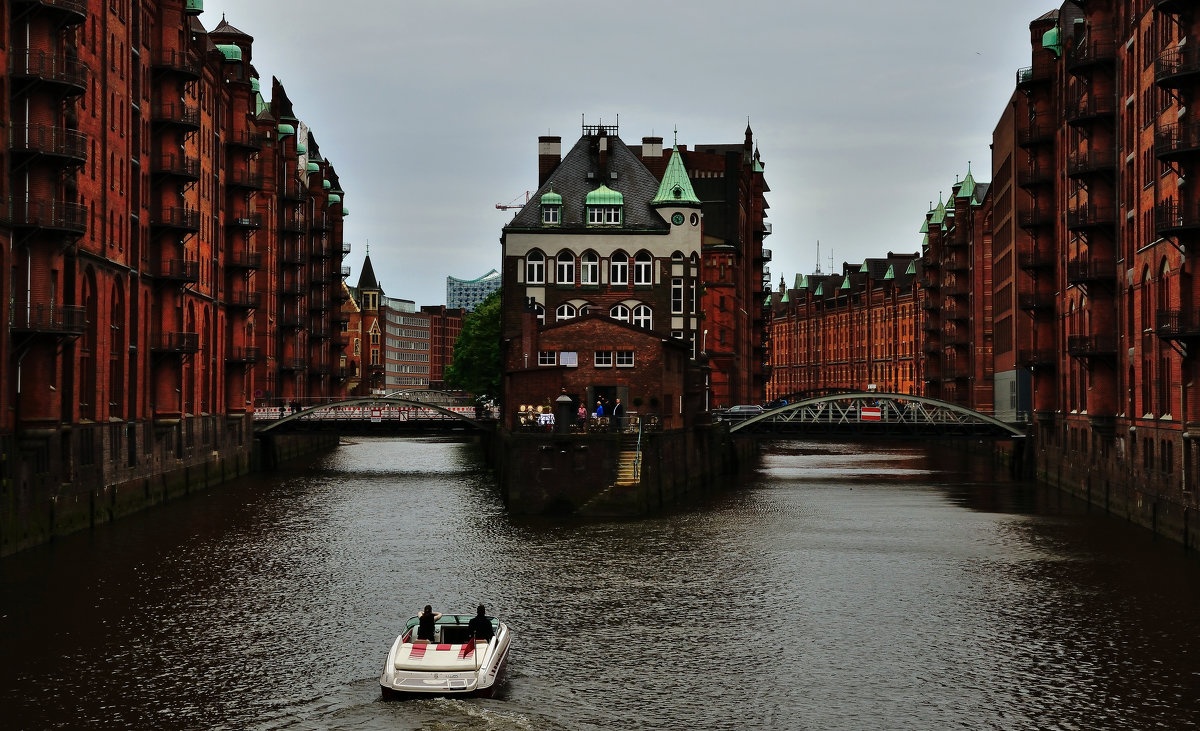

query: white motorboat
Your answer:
[379,612,511,698]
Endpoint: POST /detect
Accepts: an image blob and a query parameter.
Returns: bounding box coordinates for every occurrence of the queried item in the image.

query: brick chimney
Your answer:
[641,136,665,178]
[538,136,561,186]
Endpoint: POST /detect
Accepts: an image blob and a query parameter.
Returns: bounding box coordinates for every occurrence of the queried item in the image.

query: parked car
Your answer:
[717,404,765,422]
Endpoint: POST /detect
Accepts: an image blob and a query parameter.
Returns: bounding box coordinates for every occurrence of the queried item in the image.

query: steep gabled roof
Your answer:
[357,254,380,292]
[651,146,701,207]
[507,133,670,232]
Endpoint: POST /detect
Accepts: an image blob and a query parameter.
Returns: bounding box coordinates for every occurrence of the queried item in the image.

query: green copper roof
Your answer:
[780,289,789,303]
[328,193,341,204]
[216,44,243,62]
[306,161,320,172]
[859,262,869,273]
[342,207,350,216]
[930,194,947,226]
[322,180,331,190]
[186,0,203,13]
[840,277,851,290]
[278,123,295,139]
[250,77,260,92]
[651,147,700,206]
[906,260,917,275]
[296,142,307,154]
[764,293,773,306]
[923,233,929,247]
[813,283,824,296]
[586,184,624,206]
[1042,25,1062,58]
[541,188,562,206]
[956,163,977,201]
[883,264,895,281]
[255,92,269,116]
[920,218,929,234]
[795,274,807,289]
[753,158,764,173]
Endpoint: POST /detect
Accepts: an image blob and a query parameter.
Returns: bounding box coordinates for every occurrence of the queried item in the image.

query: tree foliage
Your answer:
[445,288,502,402]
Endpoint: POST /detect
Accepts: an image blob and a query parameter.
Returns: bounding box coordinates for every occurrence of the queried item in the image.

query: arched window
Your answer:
[610,252,628,285]
[610,304,630,322]
[581,251,599,284]
[526,250,544,283]
[632,304,652,329]
[634,251,653,285]
[533,303,545,326]
[556,303,577,321]
[557,251,575,284]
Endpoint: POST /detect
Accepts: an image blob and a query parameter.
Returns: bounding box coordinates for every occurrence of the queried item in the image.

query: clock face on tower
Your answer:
[671,212,684,226]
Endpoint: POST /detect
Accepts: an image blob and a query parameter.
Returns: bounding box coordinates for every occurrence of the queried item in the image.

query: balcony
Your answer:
[943,253,968,271]
[757,248,772,262]
[309,363,331,375]
[922,340,942,355]
[150,102,201,130]
[150,332,200,354]
[1016,64,1051,89]
[340,265,351,278]
[282,250,305,266]
[1066,94,1116,126]
[226,250,263,270]
[281,312,305,328]
[1155,45,1200,90]
[9,303,86,335]
[1066,203,1116,231]
[1155,201,1200,237]
[1067,149,1116,179]
[226,346,261,364]
[226,291,262,310]
[1066,334,1117,359]
[943,365,971,380]
[1018,349,1057,368]
[151,48,202,79]
[226,212,263,229]
[1018,292,1055,312]
[921,253,940,270]
[310,242,332,259]
[1066,258,1116,286]
[311,215,331,232]
[11,199,87,235]
[13,0,88,24]
[8,125,87,165]
[943,282,969,298]
[342,241,352,255]
[156,259,199,283]
[1017,165,1054,189]
[309,298,330,314]
[152,153,200,180]
[1017,246,1054,271]
[1018,208,1054,230]
[150,206,200,232]
[1156,309,1200,342]
[1154,123,1200,163]
[226,169,263,190]
[10,50,88,95]
[1066,38,1115,72]
[1018,124,1054,149]
[225,130,267,151]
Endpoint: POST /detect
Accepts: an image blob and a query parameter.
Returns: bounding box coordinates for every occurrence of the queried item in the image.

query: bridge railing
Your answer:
[255,405,484,422]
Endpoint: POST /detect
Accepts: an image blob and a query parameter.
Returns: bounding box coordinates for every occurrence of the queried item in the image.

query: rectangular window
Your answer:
[616,350,635,367]
[594,351,613,368]
[559,351,578,367]
[542,206,559,224]
[538,351,556,366]
[671,277,684,314]
[611,257,628,285]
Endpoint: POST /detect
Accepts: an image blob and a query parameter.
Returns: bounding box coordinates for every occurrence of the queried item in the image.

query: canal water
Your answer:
[3,437,1199,730]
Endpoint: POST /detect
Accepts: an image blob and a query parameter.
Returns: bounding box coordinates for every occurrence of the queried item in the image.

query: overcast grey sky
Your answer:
[199,0,1055,307]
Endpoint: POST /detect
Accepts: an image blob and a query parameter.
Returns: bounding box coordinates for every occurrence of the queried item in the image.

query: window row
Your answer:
[533,302,654,329]
[526,250,655,285]
[538,350,636,368]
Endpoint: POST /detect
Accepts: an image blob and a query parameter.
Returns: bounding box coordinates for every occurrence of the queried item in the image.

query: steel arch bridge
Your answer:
[726,392,1025,438]
[254,397,486,433]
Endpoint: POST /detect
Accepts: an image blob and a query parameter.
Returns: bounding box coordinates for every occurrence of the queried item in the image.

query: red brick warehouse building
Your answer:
[499,121,771,428]
[1,0,350,553]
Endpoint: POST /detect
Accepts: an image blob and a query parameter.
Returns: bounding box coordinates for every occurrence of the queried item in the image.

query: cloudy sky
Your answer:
[199,0,1055,307]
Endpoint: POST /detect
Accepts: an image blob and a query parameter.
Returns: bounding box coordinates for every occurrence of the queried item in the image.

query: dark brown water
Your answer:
[2,437,1199,729]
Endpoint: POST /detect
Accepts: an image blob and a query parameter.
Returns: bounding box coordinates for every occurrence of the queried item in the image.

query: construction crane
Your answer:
[495,191,531,211]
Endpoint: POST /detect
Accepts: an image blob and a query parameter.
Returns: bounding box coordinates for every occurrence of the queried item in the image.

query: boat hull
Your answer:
[379,617,510,700]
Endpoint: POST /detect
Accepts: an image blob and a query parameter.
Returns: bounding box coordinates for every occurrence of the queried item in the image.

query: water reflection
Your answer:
[2,437,1198,729]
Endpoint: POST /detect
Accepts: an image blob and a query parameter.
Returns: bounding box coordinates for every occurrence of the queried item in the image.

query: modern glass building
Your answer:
[446,269,501,311]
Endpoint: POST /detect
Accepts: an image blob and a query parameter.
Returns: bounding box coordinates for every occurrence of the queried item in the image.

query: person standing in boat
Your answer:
[417,605,442,642]
[468,605,494,643]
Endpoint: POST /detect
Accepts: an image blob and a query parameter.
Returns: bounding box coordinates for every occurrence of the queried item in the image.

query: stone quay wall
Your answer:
[1,415,337,556]
[490,424,757,516]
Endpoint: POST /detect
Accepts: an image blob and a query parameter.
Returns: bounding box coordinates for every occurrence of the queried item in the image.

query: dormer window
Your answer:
[540,188,562,225]
[585,184,623,226]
